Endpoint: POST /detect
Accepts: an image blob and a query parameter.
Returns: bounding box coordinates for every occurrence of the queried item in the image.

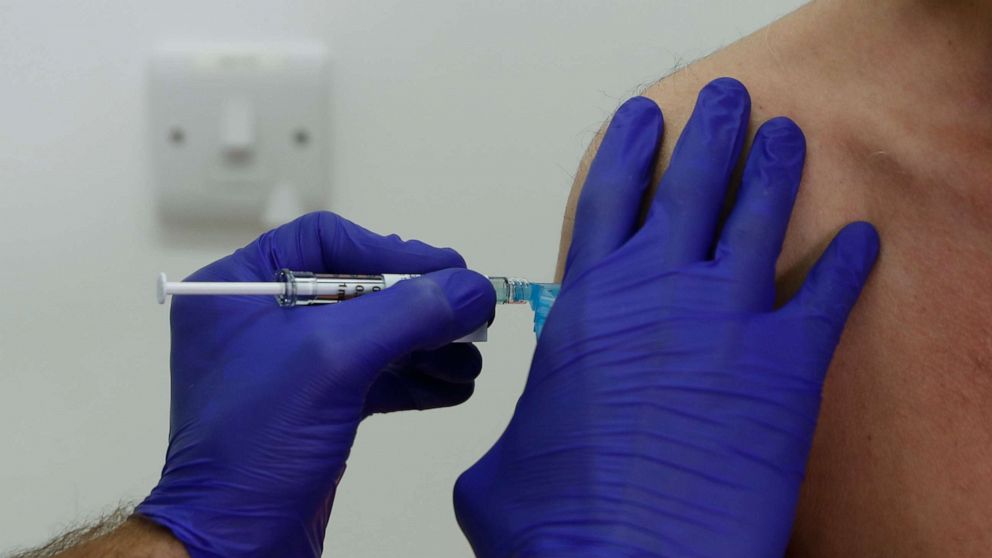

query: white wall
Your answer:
[0,1,804,555]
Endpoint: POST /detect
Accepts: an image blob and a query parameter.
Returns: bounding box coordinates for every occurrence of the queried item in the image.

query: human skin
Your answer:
[19,2,990,555]
[556,0,992,555]
[21,516,188,558]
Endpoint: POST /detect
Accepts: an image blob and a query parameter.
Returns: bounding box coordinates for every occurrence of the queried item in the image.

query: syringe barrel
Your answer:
[488,277,531,305]
[276,269,416,307]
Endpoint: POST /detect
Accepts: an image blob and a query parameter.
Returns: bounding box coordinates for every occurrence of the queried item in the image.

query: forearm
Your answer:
[12,510,188,558]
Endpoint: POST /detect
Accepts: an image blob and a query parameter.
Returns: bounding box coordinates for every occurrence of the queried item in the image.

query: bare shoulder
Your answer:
[554,4,992,554]
[556,3,856,283]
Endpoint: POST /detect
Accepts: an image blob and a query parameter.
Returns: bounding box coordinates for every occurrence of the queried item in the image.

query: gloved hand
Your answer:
[137,212,495,557]
[454,79,879,557]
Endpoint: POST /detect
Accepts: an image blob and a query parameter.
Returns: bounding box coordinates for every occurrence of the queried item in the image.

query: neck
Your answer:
[877,0,992,42]
[765,0,992,181]
[789,0,992,97]
[854,0,992,77]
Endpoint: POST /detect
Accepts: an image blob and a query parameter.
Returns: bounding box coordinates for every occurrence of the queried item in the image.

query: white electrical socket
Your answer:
[149,43,330,227]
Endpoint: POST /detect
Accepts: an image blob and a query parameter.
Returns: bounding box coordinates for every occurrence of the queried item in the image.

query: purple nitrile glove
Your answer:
[454,79,879,557]
[138,212,495,557]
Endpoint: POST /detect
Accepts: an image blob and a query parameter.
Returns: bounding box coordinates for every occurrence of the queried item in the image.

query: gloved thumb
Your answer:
[309,268,496,390]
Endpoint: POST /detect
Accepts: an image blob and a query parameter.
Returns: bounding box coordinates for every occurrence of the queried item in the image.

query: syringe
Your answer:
[157,271,560,337]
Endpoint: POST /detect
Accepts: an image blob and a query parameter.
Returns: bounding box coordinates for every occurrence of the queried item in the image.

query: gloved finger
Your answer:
[783,222,880,332]
[715,117,806,308]
[563,96,664,283]
[408,343,483,384]
[198,211,465,281]
[644,77,750,267]
[363,373,475,416]
[305,268,496,394]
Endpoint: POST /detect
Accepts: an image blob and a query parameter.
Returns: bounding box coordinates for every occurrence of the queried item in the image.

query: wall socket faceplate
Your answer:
[149,43,329,227]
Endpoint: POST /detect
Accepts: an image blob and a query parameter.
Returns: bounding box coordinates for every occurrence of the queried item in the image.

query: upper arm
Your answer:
[556,65,733,281]
[554,32,830,293]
